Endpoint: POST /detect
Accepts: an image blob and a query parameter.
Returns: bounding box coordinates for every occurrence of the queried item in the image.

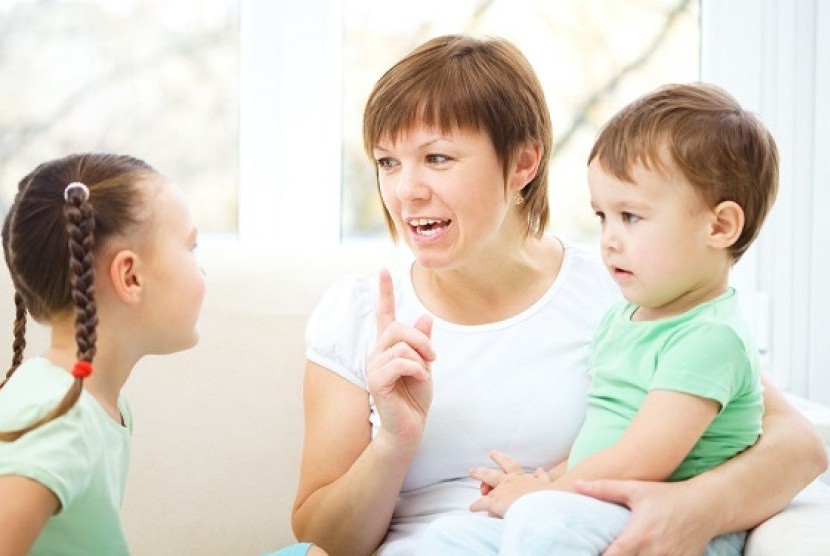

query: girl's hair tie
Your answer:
[64,181,90,202]
[72,360,93,379]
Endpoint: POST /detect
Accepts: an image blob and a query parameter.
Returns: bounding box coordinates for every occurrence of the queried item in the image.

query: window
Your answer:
[702,0,830,405]
[0,0,239,233]
[238,0,700,249]
[339,0,701,243]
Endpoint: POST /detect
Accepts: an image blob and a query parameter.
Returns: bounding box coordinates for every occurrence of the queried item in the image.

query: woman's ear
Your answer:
[108,250,143,304]
[709,200,745,249]
[510,142,543,192]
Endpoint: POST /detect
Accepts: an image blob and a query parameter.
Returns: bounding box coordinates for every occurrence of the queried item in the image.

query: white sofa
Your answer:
[2,243,829,555]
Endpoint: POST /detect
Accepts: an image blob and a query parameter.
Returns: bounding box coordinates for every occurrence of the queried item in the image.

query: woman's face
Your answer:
[373,124,526,271]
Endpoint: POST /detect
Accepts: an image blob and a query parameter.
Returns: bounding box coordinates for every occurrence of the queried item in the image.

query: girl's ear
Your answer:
[510,142,543,192]
[108,250,143,304]
[709,200,745,250]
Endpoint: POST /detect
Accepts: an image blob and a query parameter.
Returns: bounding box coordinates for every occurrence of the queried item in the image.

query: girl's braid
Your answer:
[0,186,95,441]
[0,291,27,389]
[64,187,98,364]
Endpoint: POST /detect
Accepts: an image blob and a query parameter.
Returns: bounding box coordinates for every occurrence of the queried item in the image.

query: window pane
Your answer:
[0,0,239,233]
[341,0,699,243]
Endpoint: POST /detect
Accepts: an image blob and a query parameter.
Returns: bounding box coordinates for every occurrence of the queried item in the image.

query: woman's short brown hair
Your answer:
[363,34,552,239]
[588,82,779,261]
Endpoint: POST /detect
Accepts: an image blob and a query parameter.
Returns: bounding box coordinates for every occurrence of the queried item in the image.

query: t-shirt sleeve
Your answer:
[649,322,752,409]
[0,404,95,512]
[305,274,376,390]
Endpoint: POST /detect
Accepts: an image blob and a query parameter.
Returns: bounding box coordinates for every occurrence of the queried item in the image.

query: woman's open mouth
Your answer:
[408,218,451,237]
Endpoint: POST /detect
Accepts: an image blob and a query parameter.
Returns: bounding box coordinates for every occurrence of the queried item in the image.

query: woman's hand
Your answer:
[366,270,435,451]
[469,450,552,518]
[575,479,716,556]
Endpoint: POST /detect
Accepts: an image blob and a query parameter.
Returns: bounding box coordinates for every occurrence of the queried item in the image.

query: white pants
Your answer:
[416,491,745,556]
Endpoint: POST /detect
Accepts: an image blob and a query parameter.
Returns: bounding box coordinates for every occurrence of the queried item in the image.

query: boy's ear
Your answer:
[108,250,143,304]
[709,200,745,249]
[510,142,543,192]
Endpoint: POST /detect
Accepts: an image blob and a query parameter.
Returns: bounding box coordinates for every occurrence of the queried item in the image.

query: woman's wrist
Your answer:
[373,427,423,467]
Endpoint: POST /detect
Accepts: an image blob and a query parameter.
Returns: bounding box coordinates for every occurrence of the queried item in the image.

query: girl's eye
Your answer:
[426,154,450,164]
[622,212,641,224]
[594,211,606,223]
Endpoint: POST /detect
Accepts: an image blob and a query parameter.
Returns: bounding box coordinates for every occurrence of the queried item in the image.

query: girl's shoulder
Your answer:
[0,358,73,425]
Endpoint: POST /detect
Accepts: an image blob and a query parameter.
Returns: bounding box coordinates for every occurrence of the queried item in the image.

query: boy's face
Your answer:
[588,158,729,320]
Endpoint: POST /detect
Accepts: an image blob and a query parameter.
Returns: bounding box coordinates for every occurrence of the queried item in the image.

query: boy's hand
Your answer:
[468,450,552,517]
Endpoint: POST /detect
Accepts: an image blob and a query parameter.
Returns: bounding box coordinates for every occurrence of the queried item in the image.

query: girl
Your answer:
[0,153,205,555]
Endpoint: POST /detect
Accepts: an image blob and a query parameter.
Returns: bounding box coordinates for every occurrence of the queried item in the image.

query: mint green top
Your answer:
[0,357,132,555]
[568,289,763,481]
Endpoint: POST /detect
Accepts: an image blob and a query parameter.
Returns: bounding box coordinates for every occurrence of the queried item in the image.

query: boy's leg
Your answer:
[704,531,746,556]
[500,491,630,556]
[415,513,503,556]
[261,542,315,556]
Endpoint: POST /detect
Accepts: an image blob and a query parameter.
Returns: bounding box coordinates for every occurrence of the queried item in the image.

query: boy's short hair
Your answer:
[588,82,779,261]
[363,34,552,239]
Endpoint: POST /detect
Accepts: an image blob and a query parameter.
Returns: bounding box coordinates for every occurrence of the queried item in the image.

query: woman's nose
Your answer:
[395,164,430,202]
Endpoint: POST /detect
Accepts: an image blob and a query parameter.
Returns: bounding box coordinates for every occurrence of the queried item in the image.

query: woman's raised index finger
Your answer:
[376,269,396,332]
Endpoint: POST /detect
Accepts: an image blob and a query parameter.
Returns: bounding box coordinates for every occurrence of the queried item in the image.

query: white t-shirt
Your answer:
[305,241,618,555]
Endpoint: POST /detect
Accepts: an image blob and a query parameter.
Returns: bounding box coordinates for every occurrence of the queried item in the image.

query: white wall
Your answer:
[702,0,830,405]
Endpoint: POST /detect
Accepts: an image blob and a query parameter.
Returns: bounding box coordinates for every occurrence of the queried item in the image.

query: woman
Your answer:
[291,35,827,556]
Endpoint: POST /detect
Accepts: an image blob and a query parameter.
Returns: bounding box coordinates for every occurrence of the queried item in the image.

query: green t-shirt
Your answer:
[0,357,132,555]
[568,289,763,481]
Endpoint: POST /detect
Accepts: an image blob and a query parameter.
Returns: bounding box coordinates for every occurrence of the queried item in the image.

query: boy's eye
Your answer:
[622,212,641,224]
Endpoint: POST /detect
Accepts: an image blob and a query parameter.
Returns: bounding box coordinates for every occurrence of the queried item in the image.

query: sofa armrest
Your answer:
[745,479,830,555]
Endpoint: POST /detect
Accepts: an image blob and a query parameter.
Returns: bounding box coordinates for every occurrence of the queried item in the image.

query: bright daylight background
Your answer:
[1,0,828,409]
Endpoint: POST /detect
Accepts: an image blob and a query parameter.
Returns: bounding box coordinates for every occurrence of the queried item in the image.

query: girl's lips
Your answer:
[613,266,633,278]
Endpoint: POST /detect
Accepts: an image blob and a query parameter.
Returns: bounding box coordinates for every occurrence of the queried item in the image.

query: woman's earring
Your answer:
[514,192,524,205]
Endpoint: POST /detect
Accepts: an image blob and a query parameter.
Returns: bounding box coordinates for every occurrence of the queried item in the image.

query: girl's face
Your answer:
[135,177,206,354]
[373,124,528,271]
[588,158,727,320]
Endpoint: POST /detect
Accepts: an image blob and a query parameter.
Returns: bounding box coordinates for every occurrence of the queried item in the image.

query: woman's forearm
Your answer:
[687,380,828,534]
[292,430,417,556]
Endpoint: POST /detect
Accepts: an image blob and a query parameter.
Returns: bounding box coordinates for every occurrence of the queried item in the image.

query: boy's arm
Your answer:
[575,377,829,555]
[0,475,59,555]
[552,389,719,490]
[470,389,719,516]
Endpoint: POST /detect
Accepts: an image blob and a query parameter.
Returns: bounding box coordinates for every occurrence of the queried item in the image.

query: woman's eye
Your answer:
[426,154,449,164]
[376,157,398,170]
[622,212,641,224]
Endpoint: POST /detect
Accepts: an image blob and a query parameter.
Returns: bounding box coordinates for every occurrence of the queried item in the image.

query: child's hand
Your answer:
[468,450,552,518]
[547,459,568,481]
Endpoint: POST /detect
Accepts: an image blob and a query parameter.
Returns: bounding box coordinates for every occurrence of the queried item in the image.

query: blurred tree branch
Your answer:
[552,0,694,157]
